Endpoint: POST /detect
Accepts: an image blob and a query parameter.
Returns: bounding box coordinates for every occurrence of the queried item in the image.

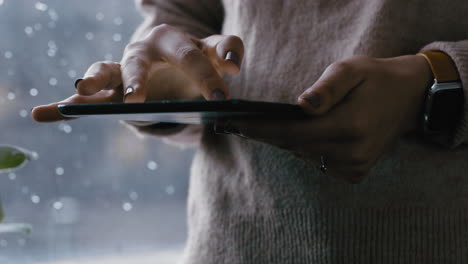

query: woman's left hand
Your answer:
[215,55,433,183]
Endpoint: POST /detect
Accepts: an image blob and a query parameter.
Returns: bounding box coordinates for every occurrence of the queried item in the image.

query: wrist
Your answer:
[401,55,434,134]
[415,51,464,145]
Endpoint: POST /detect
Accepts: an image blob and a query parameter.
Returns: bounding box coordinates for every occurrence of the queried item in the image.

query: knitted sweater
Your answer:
[136,0,468,263]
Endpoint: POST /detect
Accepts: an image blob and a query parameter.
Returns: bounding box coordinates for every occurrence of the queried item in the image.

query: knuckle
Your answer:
[125,76,144,86]
[148,23,173,37]
[328,60,355,75]
[176,46,203,63]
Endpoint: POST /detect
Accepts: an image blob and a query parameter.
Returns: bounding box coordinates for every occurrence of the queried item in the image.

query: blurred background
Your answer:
[0,1,194,263]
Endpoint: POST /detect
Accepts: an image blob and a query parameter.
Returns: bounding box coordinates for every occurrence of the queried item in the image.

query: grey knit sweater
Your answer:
[135,0,468,263]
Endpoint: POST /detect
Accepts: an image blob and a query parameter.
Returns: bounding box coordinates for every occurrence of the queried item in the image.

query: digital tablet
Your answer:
[58,99,307,124]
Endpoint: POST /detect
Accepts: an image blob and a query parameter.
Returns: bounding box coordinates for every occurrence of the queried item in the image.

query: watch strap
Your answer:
[416,51,460,82]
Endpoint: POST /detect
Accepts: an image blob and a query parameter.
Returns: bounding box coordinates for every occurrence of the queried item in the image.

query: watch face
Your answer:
[427,87,464,131]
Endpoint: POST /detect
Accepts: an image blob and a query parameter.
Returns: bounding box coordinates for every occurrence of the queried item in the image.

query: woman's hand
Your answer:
[32,24,244,122]
[216,55,433,183]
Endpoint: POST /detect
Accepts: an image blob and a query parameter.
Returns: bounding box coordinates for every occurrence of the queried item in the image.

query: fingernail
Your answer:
[214,122,242,136]
[124,86,134,100]
[210,88,226,100]
[225,51,240,67]
[300,93,321,108]
[74,78,83,89]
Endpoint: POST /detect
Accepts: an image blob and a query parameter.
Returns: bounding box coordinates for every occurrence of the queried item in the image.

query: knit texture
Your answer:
[135,0,468,263]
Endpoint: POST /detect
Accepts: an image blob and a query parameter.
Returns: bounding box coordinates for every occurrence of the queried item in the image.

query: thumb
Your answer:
[298,60,365,115]
[201,35,245,75]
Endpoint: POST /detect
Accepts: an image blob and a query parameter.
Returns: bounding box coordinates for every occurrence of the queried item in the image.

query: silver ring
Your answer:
[319,155,327,173]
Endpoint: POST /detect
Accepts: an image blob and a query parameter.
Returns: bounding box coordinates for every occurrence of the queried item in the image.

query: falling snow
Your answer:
[7,92,15,100]
[31,195,41,204]
[147,160,158,170]
[122,202,133,212]
[49,77,58,86]
[53,201,63,210]
[35,2,48,11]
[55,167,64,176]
[85,32,94,40]
[165,185,175,195]
[58,123,72,133]
[19,109,28,118]
[4,51,13,59]
[29,88,38,96]
[8,173,16,181]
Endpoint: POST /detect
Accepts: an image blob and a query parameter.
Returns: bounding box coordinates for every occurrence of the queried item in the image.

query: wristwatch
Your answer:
[417,51,464,143]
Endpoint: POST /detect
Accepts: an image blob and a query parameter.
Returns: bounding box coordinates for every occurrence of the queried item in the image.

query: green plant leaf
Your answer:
[0,145,38,173]
[0,223,32,234]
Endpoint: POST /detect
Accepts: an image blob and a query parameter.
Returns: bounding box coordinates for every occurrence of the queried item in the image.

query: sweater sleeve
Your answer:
[125,0,224,145]
[420,40,468,147]
[133,0,224,40]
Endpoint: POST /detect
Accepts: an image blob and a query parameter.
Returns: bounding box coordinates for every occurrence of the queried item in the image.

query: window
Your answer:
[0,1,192,263]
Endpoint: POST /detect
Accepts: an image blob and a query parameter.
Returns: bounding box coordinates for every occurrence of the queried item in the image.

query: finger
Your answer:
[76,62,121,96]
[153,25,229,100]
[32,89,121,123]
[120,40,152,102]
[298,58,367,115]
[202,35,245,75]
[216,107,357,147]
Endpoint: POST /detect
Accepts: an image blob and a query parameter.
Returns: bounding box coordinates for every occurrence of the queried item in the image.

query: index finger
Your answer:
[120,25,228,102]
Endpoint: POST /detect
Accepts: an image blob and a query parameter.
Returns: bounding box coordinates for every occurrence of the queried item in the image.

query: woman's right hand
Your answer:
[32,24,244,122]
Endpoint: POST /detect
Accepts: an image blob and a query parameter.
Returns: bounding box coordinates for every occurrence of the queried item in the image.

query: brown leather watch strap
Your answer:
[417,51,460,82]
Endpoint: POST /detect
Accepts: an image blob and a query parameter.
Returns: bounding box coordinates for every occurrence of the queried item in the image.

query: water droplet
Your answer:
[29,88,38,96]
[7,92,15,100]
[67,70,77,79]
[85,32,94,40]
[165,185,175,195]
[8,173,16,180]
[34,23,42,31]
[48,40,57,49]
[96,12,104,21]
[31,195,41,204]
[58,123,72,133]
[19,109,28,118]
[48,9,58,21]
[0,0,4,6]
[24,26,34,36]
[47,49,56,57]
[0,239,8,247]
[129,191,138,201]
[55,167,64,176]
[147,160,158,170]
[4,51,13,59]
[122,202,132,212]
[35,1,47,11]
[112,33,122,42]
[49,77,58,86]
[53,201,63,210]
[113,17,123,25]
